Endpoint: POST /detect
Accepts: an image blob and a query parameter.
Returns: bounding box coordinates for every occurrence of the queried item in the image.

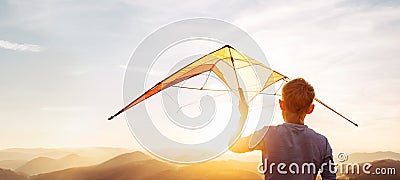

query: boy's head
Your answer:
[279,78,315,124]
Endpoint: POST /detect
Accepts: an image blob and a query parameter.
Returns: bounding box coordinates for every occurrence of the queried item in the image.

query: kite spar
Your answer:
[108,45,358,127]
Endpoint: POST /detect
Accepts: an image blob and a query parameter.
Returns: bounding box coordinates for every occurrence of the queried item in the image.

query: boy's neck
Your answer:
[285,121,304,125]
[283,111,305,125]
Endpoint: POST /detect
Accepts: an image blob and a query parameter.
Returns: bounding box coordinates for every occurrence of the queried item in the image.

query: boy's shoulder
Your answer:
[306,127,329,142]
[272,123,328,142]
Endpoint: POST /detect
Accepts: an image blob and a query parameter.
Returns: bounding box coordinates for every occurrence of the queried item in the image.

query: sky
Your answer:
[0,0,399,154]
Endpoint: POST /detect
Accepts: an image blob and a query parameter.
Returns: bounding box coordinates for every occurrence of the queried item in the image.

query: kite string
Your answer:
[163,91,180,108]
[200,70,213,90]
[169,85,281,112]
[172,85,282,94]
[274,80,285,95]
[175,91,229,113]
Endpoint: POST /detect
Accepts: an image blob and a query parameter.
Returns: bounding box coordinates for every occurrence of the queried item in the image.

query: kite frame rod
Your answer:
[314,97,358,127]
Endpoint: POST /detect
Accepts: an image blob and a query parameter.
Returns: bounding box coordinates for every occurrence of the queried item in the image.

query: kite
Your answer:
[108,45,358,127]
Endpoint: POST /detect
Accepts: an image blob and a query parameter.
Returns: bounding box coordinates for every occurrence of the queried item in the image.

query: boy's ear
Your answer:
[279,99,284,111]
[307,104,315,114]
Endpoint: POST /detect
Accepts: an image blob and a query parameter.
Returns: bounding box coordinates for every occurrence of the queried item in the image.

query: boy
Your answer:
[230,78,336,180]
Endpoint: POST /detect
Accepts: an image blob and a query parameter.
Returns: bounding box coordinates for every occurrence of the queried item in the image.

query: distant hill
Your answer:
[0,168,27,180]
[16,154,98,175]
[31,151,175,180]
[99,151,153,168]
[0,151,34,161]
[347,151,400,163]
[0,147,131,161]
[65,147,133,161]
[0,160,27,170]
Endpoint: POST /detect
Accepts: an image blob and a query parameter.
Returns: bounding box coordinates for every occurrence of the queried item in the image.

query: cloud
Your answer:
[0,39,42,52]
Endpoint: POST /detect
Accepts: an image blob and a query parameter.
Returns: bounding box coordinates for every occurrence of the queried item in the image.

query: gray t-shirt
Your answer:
[260,123,336,180]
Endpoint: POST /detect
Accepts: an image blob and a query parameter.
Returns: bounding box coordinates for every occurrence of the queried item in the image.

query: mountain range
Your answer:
[0,148,399,180]
[31,151,262,180]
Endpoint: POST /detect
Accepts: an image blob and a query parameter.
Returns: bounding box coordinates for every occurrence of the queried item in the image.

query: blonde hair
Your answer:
[282,78,315,114]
